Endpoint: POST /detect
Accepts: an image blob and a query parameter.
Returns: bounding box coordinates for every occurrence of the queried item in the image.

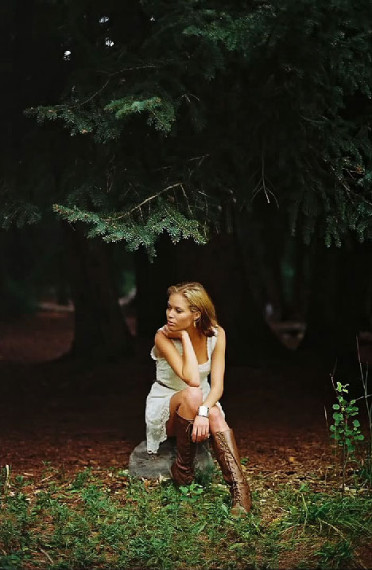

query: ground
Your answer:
[1,309,372,568]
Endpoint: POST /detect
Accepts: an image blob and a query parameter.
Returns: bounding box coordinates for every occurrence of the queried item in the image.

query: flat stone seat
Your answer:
[129,438,214,480]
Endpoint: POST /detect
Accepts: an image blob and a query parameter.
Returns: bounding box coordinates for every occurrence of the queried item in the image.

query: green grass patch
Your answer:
[0,466,371,569]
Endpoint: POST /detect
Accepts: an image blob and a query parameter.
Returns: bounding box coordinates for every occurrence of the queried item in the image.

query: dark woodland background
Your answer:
[1,0,372,374]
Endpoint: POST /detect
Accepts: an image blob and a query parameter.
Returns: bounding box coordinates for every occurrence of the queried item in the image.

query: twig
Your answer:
[104,182,184,222]
[249,153,279,207]
[40,473,55,483]
[180,184,193,216]
[357,336,372,482]
[261,152,271,204]
[98,63,162,76]
[77,79,111,107]
[324,405,329,433]
[46,79,111,111]
[3,465,10,493]
[39,548,54,565]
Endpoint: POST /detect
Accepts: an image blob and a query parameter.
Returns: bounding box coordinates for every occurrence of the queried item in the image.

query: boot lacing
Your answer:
[216,433,246,506]
[232,482,246,505]
[216,433,243,471]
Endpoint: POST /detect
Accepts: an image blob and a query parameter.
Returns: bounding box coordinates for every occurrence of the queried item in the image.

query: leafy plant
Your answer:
[329,379,364,492]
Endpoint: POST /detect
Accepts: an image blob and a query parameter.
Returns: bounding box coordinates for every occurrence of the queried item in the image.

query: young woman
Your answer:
[145,282,251,514]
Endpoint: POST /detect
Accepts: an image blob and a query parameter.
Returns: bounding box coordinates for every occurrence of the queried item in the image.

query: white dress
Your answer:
[145,328,225,454]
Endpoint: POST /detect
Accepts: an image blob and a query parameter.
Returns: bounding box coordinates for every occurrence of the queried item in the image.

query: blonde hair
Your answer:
[167,282,217,337]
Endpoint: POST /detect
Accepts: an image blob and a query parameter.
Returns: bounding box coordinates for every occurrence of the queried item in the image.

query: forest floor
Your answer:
[0,309,372,568]
[0,308,337,477]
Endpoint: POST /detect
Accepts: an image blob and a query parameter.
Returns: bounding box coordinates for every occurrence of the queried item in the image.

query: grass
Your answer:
[0,464,371,569]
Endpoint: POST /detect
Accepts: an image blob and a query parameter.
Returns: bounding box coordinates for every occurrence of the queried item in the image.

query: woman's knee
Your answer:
[180,386,203,413]
[209,406,228,432]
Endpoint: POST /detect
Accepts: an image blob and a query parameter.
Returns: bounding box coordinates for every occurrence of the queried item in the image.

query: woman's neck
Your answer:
[187,327,205,343]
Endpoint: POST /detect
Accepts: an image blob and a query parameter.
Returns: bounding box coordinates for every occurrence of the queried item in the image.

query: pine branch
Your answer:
[104,183,186,222]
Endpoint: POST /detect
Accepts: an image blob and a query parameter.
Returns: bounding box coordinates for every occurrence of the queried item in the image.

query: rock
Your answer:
[128,438,215,480]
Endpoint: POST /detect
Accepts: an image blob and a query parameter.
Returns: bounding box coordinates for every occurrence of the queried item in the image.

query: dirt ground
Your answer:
[3,309,372,568]
[0,308,356,482]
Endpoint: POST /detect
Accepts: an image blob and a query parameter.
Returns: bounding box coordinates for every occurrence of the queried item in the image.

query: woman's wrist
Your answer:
[197,405,209,418]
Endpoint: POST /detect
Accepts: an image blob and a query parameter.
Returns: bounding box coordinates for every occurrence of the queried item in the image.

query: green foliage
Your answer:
[53,195,208,257]
[1,466,371,569]
[2,0,372,252]
[278,484,372,568]
[330,382,364,452]
[316,540,354,569]
[0,198,41,231]
[105,95,175,133]
[329,379,366,492]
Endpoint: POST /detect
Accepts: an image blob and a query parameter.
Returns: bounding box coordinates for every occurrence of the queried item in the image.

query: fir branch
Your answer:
[104,183,186,222]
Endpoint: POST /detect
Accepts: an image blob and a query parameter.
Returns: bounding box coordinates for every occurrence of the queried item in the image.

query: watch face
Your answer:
[198,406,209,417]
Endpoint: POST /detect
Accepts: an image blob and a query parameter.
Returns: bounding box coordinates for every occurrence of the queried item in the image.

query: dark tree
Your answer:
[1,0,372,361]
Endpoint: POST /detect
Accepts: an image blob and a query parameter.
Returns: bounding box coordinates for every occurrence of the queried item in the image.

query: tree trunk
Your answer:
[65,224,133,359]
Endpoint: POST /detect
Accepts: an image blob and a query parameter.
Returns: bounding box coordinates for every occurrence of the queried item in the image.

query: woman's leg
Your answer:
[167,387,203,485]
[208,405,229,434]
[209,406,252,515]
[166,386,203,436]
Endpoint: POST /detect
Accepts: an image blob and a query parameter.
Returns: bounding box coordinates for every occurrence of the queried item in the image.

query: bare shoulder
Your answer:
[213,325,226,352]
[155,329,163,341]
[153,329,169,360]
[215,325,226,341]
[155,329,167,348]
[155,328,179,353]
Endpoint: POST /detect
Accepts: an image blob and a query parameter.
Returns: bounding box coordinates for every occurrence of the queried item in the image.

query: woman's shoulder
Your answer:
[213,324,225,338]
[211,325,226,352]
[208,325,224,353]
[152,327,182,360]
[151,328,166,360]
[154,327,164,343]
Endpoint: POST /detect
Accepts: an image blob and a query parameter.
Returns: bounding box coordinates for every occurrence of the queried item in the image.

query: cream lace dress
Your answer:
[145,328,225,454]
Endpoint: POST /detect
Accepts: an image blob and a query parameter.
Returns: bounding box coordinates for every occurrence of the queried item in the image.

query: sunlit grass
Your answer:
[0,465,371,569]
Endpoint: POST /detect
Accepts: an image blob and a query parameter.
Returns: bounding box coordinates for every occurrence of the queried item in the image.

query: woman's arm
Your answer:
[192,326,226,442]
[201,326,226,409]
[154,329,200,387]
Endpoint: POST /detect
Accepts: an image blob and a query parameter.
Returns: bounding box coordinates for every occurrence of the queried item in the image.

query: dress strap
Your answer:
[208,328,218,358]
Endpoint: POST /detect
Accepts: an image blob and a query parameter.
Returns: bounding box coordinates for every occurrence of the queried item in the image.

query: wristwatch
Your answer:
[197,405,209,418]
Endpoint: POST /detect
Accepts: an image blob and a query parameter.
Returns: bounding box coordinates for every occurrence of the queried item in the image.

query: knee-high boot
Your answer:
[211,429,252,515]
[171,411,196,485]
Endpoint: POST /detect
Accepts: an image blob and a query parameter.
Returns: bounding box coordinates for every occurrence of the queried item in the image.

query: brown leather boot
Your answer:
[211,429,252,515]
[171,411,196,485]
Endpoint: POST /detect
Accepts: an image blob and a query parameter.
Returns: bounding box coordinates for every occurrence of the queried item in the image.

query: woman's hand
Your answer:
[192,415,209,443]
[161,325,185,340]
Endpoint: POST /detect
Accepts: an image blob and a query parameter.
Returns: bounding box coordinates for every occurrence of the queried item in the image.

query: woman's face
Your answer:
[166,293,198,331]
